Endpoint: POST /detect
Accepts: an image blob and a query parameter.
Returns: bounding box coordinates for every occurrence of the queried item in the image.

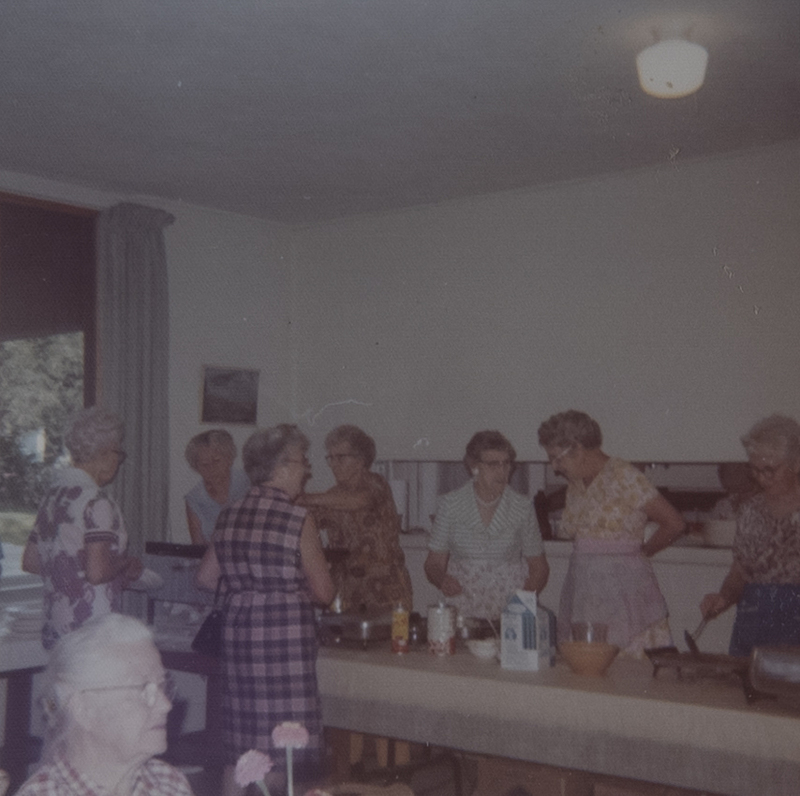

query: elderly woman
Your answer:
[298,425,413,612]
[22,406,142,650]
[16,613,192,796]
[538,410,685,657]
[700,414,800,656]
[196,424,335,796]
[424,430,549,621]
[184,429,250,545]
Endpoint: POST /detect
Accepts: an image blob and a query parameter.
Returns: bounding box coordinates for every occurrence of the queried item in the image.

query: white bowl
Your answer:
[466,638,499,660]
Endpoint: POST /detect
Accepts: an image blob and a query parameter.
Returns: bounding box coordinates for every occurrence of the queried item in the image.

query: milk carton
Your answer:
[500,590,556,670]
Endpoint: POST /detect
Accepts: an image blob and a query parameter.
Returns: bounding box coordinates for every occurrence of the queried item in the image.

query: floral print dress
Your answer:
[310,472,413,612]
[27,467,127,649]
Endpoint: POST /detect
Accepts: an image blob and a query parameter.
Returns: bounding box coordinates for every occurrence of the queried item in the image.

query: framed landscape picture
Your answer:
[201,366,259,424]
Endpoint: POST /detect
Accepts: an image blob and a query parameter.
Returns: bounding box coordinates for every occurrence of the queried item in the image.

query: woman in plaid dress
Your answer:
[196,425,335,796]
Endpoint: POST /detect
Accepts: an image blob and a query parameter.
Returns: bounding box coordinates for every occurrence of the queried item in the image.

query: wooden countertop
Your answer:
[316,643,800,796]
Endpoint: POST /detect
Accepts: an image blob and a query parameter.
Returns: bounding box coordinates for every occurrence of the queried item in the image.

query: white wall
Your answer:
[288,142,800,469]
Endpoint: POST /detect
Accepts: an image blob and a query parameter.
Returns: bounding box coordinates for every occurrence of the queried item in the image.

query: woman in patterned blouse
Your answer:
[701,414,800,656]
[298,425,413,613]
[22,406,142,649]
[538,410,685,657]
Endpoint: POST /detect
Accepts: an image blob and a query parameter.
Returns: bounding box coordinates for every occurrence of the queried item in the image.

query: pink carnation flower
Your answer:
[234,749,274,787]
[271,721,309,749]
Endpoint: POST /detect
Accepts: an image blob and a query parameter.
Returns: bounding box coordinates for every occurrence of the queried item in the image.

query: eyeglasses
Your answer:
[478,459,513,471]
[548,446,573,465]
[80,673,176,708]
[284,457,310,469]
[325,453,357,464]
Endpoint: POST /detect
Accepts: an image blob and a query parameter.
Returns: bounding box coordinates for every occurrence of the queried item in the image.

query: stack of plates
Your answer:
[1,601,43,639]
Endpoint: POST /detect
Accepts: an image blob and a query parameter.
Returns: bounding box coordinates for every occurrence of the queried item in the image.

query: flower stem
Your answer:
[287,747,295,796]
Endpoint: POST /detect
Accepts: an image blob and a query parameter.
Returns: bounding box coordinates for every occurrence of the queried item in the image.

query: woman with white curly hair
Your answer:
[23,406,142,649]
[701,414,800,656]
[15,613,193,796]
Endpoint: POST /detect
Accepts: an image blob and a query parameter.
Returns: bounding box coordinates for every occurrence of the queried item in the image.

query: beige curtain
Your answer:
[96,203,174,553]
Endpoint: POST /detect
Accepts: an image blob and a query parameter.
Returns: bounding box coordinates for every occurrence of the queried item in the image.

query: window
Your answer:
[0,194,97,583]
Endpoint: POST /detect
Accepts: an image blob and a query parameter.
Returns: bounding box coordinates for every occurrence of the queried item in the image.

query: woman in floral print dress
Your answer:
[22,407,142,650]
[701,415,800,656]
[538,410,686,658]
[299,425,413,613]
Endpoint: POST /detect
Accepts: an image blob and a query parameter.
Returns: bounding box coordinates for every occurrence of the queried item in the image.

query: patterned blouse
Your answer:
[311,471,413,611]
[560,457,657,541]
[16,755,194,796]
[27,467,128,649]
[734,495,800,584]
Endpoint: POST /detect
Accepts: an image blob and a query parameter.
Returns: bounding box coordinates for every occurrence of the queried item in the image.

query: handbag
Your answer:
[192,577,226,657]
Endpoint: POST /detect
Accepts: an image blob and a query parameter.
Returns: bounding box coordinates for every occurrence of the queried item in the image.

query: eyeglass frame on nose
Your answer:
[477,458,513,471]
[548,446,574,465]
[748,462,783,480]
[79,673,176,707]
[325,453,357,464]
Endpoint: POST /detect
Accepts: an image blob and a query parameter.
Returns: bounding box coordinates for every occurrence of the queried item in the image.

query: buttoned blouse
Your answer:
[429,481,543,560]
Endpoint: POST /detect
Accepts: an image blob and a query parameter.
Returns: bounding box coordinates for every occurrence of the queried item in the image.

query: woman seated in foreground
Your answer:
[298,424,413,613]
[701,414,800,656]
[184,429,250,546]
[424,430,549,621]
[538,410,685,658]
[15,613,194,796]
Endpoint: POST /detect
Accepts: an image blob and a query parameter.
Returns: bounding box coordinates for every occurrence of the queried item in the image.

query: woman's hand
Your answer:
[701,561,747,618]
[524,554,549,594]
[700,592,729,619]
[640,493,686,557]
[439,573,463,597]
[424,550,462,595]
[195,543,222,591]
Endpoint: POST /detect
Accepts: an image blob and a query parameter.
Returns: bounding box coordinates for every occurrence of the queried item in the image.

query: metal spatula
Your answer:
[684,617,708,656]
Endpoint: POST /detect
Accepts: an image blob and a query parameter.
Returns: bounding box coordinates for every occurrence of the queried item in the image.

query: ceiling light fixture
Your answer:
[636,39,708,99]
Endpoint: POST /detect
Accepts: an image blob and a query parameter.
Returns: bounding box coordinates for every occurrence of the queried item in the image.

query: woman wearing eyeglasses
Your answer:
[538,411,685,658]
[700,414,800,656]
[298,425,413,613]
[22,406,143,650]
[15,613,192,796]
[424,430,549,621]
[196,424,334,796]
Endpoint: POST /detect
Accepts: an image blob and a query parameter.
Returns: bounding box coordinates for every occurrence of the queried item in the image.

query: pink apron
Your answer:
[558,537,668,650]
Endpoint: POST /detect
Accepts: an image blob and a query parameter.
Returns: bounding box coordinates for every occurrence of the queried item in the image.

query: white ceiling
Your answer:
[1,0,798,224]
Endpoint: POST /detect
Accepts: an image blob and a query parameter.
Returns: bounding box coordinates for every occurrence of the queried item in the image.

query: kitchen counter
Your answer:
[316,643,800,796]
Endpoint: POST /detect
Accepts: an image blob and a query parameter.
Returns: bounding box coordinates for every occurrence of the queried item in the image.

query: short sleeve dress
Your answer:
[27,467,128,650]
[310,472,413,612]
[213,485,322,775]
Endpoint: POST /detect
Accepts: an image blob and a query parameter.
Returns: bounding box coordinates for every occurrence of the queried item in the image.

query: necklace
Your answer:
[474,491,501,508]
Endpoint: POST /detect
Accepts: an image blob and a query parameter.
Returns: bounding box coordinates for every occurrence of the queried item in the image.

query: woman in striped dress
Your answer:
[424,430,549,621]
[196,425,335,796]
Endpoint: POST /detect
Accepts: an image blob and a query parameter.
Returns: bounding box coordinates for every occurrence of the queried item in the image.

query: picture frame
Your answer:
[200,366,259,424]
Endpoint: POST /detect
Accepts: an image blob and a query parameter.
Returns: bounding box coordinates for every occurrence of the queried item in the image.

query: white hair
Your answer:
[40,614,154,761]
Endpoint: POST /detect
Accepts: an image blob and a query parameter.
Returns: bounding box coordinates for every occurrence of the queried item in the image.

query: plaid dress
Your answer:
[213,485,322,772]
